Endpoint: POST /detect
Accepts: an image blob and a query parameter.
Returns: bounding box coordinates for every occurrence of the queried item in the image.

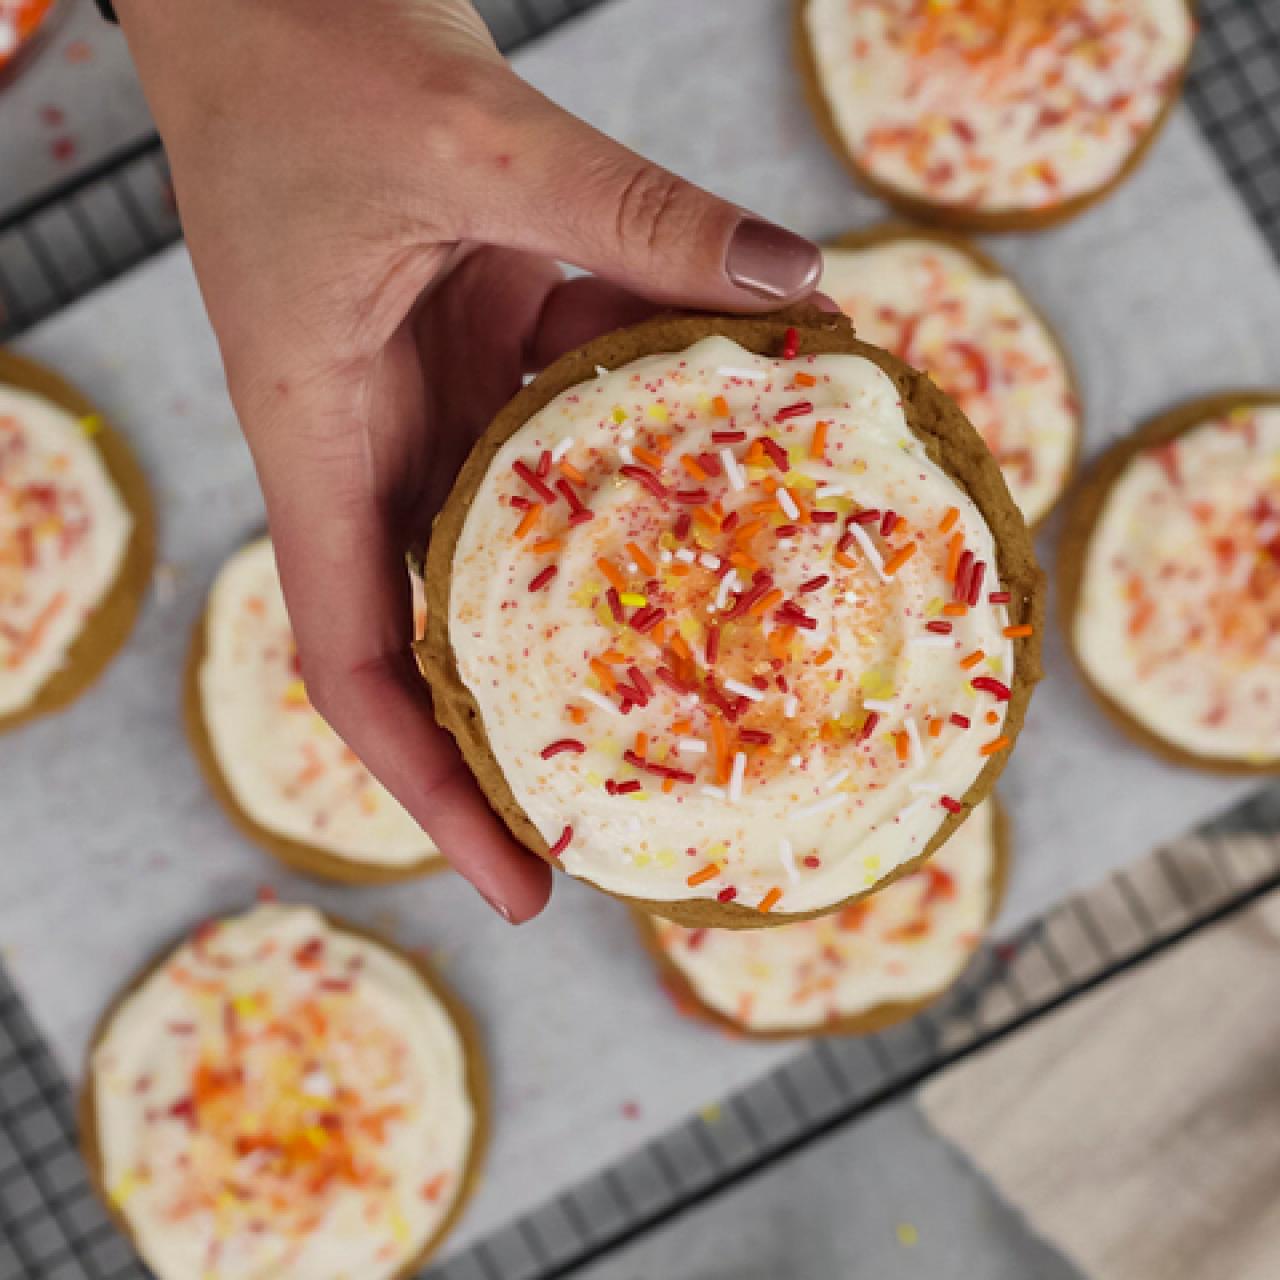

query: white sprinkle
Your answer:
[701,785,727,800]
[783,694,800,719]
[847,523,888,581]
[777,487,800,520]
[699,553,722,571]
[729,752,747,803]
[660,549,674,564]
[579,689,619,718]
[595,364,610,379]
[683,694,701,710]
[621,426,636,441]
[863,699,897,715]
[619,445,636,466]
[843,591,858,605]
[824,769,850,792]
[716,569,740,612]
[675,548,697,564]
[551,438,573,462]
[789,754,804,767]
[725,678,765,702]
[677,738,708,755]
[721,448,746,491]
[905,717,925,769]
[718,366,766,382]
[792,792,846,821]
[779,838,799,883]
[815,484,847,499]
[911,636,955,649]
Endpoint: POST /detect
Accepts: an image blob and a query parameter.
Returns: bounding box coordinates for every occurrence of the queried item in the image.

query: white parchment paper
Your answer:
[4,0,1279,1253]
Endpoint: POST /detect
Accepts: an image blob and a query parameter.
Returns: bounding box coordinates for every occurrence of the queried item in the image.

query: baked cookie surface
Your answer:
[423,309,1041,926]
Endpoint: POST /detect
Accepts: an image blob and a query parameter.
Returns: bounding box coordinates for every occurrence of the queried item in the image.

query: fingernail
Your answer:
[725,218,823,301]
[479,888,514,924]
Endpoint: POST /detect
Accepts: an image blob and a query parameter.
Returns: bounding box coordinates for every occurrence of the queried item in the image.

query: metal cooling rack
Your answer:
[2,0,1280,1277]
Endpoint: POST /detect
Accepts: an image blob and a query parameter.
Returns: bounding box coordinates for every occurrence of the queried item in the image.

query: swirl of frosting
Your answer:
[446,336,1027,915]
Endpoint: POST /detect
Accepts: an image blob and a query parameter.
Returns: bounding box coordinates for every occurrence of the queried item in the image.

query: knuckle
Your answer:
[612,165,703,258]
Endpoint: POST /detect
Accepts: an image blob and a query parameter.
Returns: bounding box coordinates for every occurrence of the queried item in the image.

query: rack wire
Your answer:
[2,0,1280,1276]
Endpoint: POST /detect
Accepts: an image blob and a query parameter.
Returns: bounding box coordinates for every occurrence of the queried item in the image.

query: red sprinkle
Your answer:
[989,590,1011,604]
[950,713,971,729]
[614,780,642,795]
[798,575,830,593]
[631,606,666,634]
[856,711,880,744]
[698,452,723,477]
[803,855,821,869]
[851,508,881,525]
[536,449,551,477]
[738,729,773,745]
[811,510,838,524]
[775,524,799,538]
[528,566,558,592]
[953,549,974,601]
[606,588,624,622]
[674,512,692,540]
[568,509,594,527]
[712,430,746,444]
[541,738,586,759]
[775,401,813,423]
[880,510,898,537]
[972,676,1012,701]
[628,666,655,699]
[759,437,791,471]
[966,560,987,607]
[656,667,692,694]
[706,626,720,665]
[514,460,556,504]
[548,826,573,858]
[782,326,799,359]
[509,495,533,510]
[940,796,964,814]
[717,887,738,904]
[720,511,740,533]
[926,620,953,635]
[674,488,712,505]
[620,465,668,499]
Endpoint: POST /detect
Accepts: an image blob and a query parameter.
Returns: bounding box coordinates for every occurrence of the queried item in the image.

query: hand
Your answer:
[114,0,822,921]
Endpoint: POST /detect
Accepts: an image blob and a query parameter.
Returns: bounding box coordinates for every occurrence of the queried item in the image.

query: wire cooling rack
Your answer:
[2,0,1280,1276]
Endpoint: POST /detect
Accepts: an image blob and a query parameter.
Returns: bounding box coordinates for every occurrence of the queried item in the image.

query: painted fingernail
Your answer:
[725,218,823,301]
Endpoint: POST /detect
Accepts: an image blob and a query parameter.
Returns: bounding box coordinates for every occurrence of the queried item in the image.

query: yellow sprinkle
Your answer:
[863,854,881,876]
[634,853,651,868]
[896,1222,919,1247]
[303,1125,330,1149]
[78,413,103,437]
[232,993,261,1018]
[655,849,676,868]
[612,406,627,424]
[283,679,308,707]
[859,668,895,699]
[648,404,669,422]
[110,1170,143,1206]
[389,1208,412,1246]
[619,592,647,607]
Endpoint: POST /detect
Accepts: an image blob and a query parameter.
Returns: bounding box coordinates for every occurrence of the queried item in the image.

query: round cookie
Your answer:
[420,306,1042,928]
[636,797,1009,1038]
[185,537,443,883]
[1061,392,1280,773]
[822,224,1081,525]
[0,350,154,733]
[795,0,1195,232]
[80,905,487,1280]
[0,0,59,79]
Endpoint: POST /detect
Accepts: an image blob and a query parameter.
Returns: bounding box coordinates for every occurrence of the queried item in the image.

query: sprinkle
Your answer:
[758,887,783,913]
[960,649,985,670]
[713,430,746,445]
[792,792,846,820]
[926,620,952,635]
[715,570,740,611]
[687,863,720,887]
[619,592,647,607]
[718,366,767,382]
[560,460,587,485]
[729,751,747,802]
[627,542,657,576]
[620,464,668,499]
[78,414,103,438]
[530,538,562,555]
[938,506,959,533]
[514,460,556,503]
[674,548,697,565]
[551,438,573,462]
[725,678,764,702]
[548,826,573,858]
[816,484,847,499]
[634,444,663,468]
[606,588,624,622]
[950,713,971,729]
[597,558,628,591]
[940,796,964,814]
[679,454,709,482]
[943,603,969,617]
[946,532,964,582]
[750,588,784,617]
[580,689,620,718]
[716,887,737,904]
[759,437,791,471]
[894,731,910,763]
[794,371,817,388]
[905,717,926,768]
[846,524,888,580]
[783,694,799,718]
[981,735,1011,756]
[677,738,708,755]
[972,676,1012,701]
[536,450,551,477]
[928,718,944,738]
[953,549,974,601]
[863,698,897,714]
[825,769,850,791]
[775,400,812,423]
[779,838,799,882]
[541,739,586,758]
[781,326,800,359]
[738,729,773,745]
[989,590,1012,604]
[514,504,542,539]
[528,566,557,591]
[1004,624,1034,638]
[798,574,829,593]
[966,560,987,606]
[699,552,722,571]
[777,487,801,520]
[883,541,918,577]
[712,395,731,417]
[701,785,727,799]
[880,510,899,537]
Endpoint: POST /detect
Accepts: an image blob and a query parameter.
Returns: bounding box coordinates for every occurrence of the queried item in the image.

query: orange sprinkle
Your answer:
[514,504,542,539]
[662,777,676,793]
[835,551,858,569]
[758,887,783,914]
[794,371,817,388]
[671,719,693,735]
[599,649,628,664]
[960,649,986,670]
[749,498,779,515]
[692,506,721,530]
[651,620,670,643]
[633,445,662,469]
[680,455,709,482]
[980,735,1011,757]
[671,635,693,662]
[568,706,587,725]
[745,441,767,465]
[589,659,617,690]
[733,519,766,544]
[928,717,943,738]
[943,603,969,618]
[946,532,964,581]
[710,714,732,784]
[938,506,960,534]
[597,558,628,591]
[809,420,827,459]
[814,648,834,665]
[634,732,648,758]
[768,627,795,659]
[1003,624,1034,638]
[712,395,730,418]
[627,542,657,576]
[687,864,719,887]
[530,538,562,554]
[883,541,918,577]
[750,588,784,617]
[730,551,761,574]
[986,710,1000,725]
[895,731,910,763]
[559,460,587,484]
[654,435,673,453]
[670,563,692,577]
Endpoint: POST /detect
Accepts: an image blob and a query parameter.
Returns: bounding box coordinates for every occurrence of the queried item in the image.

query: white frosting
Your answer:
[449,336,1020,915]
[653,798,996,1032]
[0,386,132,716]
[91,906,475,1280]
[822,239,1077,524]
[200,539,438,867]
[805,0,1193,213]
[1074,406,1280,763]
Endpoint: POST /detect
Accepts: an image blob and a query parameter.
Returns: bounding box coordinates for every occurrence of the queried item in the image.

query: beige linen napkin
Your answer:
[921,833,1280,1280]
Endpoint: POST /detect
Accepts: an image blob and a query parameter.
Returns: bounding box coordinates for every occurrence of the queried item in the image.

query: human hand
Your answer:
[114,0,822,921]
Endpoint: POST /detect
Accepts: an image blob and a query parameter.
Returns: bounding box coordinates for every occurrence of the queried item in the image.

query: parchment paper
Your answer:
[4,0,1279,1254]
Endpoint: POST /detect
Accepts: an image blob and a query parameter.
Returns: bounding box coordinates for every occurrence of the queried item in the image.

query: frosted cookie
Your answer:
[822,226,1080,525]
[186,538,442,882]
[797,0,1195,230]
[82,905,485,1280]
[0,351,153,732]
[0,0,57,74]
[639,798,1006,1036]
[1062,394,1280,772]
[422,308,1042,928]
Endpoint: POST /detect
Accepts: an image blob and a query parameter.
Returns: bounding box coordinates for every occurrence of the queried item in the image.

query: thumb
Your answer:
[453,72,822,311]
